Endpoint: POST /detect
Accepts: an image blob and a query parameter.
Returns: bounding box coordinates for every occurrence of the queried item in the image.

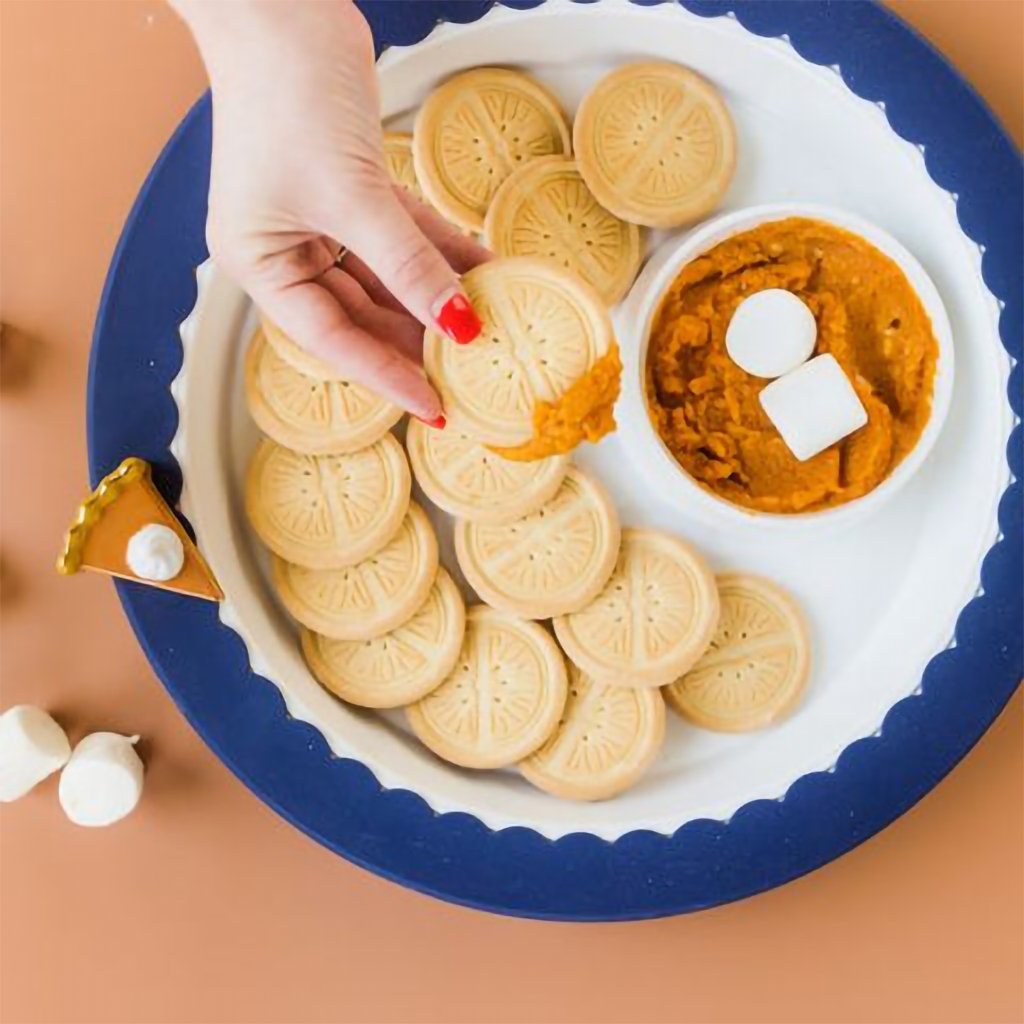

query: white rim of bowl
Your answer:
[615,202,956,532]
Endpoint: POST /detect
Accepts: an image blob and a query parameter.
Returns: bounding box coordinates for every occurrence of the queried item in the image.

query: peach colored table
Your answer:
[1,3,1020,1022]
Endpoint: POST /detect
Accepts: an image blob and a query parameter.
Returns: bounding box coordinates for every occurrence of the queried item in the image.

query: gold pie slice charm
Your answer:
[57,457,222,601]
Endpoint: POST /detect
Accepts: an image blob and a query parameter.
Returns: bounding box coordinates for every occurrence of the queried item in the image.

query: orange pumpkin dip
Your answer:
[646,218,938,513]
[490,344,622,461]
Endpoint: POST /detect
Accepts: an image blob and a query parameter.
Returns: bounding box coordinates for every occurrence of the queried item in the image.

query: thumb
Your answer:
[337,187,483,346]
[256,277,445,426]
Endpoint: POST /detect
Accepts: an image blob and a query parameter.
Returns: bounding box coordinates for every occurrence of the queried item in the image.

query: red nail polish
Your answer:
[418,413,446,430]
[436,292,482,345]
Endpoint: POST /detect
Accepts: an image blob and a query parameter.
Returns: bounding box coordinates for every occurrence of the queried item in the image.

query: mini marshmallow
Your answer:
[0,705,71,801]
[58,732,144,827]
[126,523,184,582]
[726,288,817,379]
[759,354,868,462]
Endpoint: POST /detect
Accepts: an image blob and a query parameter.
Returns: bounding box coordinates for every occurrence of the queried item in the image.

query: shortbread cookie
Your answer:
[383,131,425,202]
[406,605,567,769]
[244,330,402,455]
[406,417,568,523]
[245,435,410,569]
[301,568,465,709]
[484,157,642,305]
[272,502,437,641]
[664,573,809,732]
[261,316,347,382]
[424,257,613,447]
[413,67,571,233]
[554,528,719,689]
[455,467,619,619]
[574,61,736,228]
[520,663,666,800]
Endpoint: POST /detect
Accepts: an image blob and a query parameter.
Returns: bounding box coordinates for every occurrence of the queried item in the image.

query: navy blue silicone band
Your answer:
[87,1,1021,920]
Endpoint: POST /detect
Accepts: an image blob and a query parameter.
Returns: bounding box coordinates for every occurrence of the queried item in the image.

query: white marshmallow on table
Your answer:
[58,732,144,827]
[726,288,818,379]
[0,705,71,801]
[126,523,184,582]
[759,354,868,462]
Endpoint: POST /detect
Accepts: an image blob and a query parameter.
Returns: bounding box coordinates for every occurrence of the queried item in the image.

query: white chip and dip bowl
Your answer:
[615,202,956,532]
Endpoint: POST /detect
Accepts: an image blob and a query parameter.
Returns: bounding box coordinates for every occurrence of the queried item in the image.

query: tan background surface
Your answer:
[1,2,1021,1023]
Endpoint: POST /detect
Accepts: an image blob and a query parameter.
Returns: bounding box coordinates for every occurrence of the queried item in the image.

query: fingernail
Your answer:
[417,413,446,430]
[433,289,481,345]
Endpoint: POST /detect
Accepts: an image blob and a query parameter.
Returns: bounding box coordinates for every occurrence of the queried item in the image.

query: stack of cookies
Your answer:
[407,428,809,798]
[244,328,466,711]
[403,61,737,300]
[241,61,810,802]
[244,308,810,802]
[407,414,714,800]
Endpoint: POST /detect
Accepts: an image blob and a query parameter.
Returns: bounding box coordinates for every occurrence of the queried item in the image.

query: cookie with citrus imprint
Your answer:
[664,573,809,732]
[245,435,410,570]
[484,156,642,305]
[520,663,666,801]
[385,129,476,236]
[406,605,568,769]
[412,67,571,233]
[406,417,568,523]
[383,131,425,202]
[244,329,402,455]
[574,61,736,228]
[423,257,614,449]
[301,567,465,709]
[260,316,347,382]
[272,502,437,641]
[455,467,619,619]
[554,527,719,689]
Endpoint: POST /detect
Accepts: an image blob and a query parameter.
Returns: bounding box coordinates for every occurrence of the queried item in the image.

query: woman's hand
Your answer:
[171,0,490,425]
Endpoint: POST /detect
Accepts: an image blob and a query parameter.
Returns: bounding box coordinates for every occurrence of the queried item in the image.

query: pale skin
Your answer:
[170,0,490,426]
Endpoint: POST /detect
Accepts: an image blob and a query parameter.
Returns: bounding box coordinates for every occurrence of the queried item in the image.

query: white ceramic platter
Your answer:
[171,0,1012,840]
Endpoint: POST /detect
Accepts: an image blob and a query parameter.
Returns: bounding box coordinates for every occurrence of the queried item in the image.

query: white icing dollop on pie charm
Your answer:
[126,523,185,582]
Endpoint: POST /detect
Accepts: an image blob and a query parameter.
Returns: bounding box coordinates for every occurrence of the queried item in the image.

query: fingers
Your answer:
[254,276,443,423]
[319,268,424,364]
[340,190,492,318]
[333,187,484,345]
[393,186,493,274]
[334,252,411,317]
